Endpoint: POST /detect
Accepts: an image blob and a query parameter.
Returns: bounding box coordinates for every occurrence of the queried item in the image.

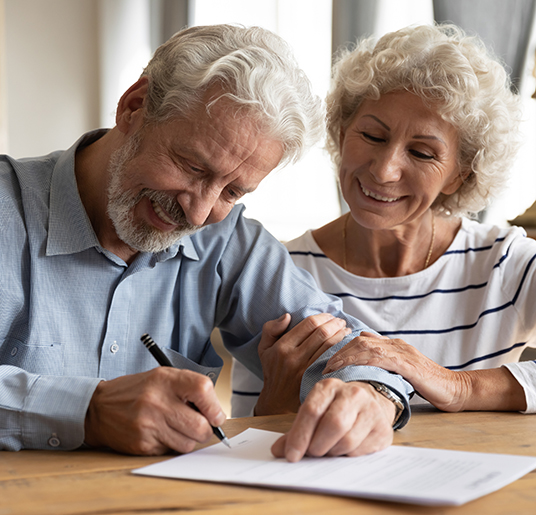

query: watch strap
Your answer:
[366,381,405,428]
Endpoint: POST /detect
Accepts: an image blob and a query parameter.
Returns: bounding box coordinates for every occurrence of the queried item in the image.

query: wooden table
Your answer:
[2,409,536,514]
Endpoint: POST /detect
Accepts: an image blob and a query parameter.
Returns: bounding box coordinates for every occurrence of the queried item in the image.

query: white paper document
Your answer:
[133,428,536,506]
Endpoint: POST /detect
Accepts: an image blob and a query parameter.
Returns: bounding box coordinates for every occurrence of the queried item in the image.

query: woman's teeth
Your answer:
[151,199,176,225]
[361,184,401,203]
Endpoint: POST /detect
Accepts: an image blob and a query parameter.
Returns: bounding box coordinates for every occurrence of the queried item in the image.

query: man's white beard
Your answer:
[106,133,202,253]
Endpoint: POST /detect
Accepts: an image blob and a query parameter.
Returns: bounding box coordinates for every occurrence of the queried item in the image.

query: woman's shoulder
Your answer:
[448,217,536,261]
[457,217,529,245]
[284,230,323,254]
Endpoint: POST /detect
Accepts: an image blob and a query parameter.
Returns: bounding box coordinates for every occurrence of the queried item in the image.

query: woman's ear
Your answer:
[441,166,469,196]
[339,127,346,150]
[115,77,149,134]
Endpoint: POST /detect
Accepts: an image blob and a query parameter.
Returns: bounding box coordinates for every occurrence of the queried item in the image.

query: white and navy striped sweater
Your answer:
[231,218,536,417]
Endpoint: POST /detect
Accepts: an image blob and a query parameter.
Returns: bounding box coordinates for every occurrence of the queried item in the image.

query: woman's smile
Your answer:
[359,180,402,203]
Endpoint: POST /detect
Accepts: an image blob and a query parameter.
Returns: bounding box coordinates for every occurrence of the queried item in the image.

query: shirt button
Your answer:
[110,343,119,354]
[10,347,18,356]
[48,435,61,447]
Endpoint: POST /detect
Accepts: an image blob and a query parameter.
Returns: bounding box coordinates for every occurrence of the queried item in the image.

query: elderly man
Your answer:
[0,25,412,460]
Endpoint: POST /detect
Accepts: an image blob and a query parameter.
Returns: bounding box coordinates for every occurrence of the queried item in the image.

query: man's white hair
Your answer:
[142,24,324,168]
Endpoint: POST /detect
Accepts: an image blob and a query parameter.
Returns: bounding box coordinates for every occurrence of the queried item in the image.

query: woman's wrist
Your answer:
[457,369,526,412]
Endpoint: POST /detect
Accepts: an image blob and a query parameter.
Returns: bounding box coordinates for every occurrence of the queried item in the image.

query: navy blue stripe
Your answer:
[492,241,513,269]
[446,342,527,370]
[232,390,261,396]
[443,236,506,256]
[332,282,488,302]
[291,238,513,302]
[288,250,328,259]
[290,237,508,260]
[511,252,536,305]
[381,252,536,336]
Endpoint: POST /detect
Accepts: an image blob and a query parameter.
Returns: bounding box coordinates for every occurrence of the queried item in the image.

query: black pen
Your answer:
[140,333,231,448]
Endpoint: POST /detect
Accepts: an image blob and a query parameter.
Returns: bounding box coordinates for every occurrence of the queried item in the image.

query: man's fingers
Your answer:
[271,434,287,457]
[280,379,339,462]
[271,380,395,462]
[159,403,214,453]
[301,382,372,457]
[178,372,227,428]
[85,367,228,455]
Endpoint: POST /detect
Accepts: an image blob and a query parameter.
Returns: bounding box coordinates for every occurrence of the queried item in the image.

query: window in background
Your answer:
[99,0,153,128]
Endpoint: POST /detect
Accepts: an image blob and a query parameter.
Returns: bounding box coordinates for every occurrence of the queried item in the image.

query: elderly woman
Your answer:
[231,23,536,417]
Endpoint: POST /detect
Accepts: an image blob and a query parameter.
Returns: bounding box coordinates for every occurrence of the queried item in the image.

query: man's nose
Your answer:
[177,190,228,227]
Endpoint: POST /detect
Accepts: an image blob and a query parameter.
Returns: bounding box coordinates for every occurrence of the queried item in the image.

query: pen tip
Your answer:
[222,438,231,449]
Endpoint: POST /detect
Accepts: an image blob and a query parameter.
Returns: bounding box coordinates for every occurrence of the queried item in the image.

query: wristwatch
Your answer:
[367,381,405,427]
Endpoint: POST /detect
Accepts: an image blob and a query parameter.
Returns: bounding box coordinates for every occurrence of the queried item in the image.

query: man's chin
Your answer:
[122,226,201,253]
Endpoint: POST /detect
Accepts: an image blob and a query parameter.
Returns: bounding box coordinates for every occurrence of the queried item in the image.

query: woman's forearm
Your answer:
[458,367,527,412]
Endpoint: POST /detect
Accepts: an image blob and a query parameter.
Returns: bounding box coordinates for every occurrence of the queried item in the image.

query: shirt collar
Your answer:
[47,130,106,256]
[46,130,200,263]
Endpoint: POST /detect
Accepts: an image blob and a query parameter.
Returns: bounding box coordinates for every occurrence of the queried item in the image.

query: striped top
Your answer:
[231,217,536,416]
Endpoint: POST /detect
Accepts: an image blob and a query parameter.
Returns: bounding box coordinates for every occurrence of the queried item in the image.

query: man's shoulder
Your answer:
[187,204,284,265]
[0,151,63,196]
[193,204,271,244]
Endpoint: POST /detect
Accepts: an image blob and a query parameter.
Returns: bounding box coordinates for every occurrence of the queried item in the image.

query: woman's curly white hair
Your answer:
[326,23,523,218]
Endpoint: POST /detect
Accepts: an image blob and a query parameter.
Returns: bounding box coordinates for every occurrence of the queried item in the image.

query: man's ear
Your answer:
[115,76,149,134]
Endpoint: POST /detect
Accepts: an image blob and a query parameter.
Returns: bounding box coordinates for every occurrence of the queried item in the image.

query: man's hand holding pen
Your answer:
[84,367,227,455]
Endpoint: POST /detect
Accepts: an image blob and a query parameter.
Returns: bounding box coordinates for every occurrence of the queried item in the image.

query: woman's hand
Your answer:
[255,313,351,415]
[323,331,471,412]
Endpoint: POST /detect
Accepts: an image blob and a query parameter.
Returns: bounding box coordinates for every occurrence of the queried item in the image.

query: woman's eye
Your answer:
[362,132,385,143]
[410,149,434,160]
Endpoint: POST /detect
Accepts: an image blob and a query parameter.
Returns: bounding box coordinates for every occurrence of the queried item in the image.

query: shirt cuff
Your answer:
[22,375,102,450]
[503,361,536,413]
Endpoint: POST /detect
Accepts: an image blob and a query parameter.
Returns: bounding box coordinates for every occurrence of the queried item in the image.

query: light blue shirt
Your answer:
[0,131,413,451]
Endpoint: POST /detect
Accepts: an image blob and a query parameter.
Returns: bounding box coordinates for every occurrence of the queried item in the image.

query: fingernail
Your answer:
[286,448,301,463]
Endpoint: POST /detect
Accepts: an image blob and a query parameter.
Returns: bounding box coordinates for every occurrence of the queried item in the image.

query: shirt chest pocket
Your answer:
[0,338,64,375]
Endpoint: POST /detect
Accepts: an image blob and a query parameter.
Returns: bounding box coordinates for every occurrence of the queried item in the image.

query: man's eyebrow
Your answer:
[178,149,255,195]
[362,114,447,146]
[231,184,255,196]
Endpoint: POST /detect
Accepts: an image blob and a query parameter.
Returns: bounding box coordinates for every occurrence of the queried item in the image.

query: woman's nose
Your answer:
[370,148,403,183]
